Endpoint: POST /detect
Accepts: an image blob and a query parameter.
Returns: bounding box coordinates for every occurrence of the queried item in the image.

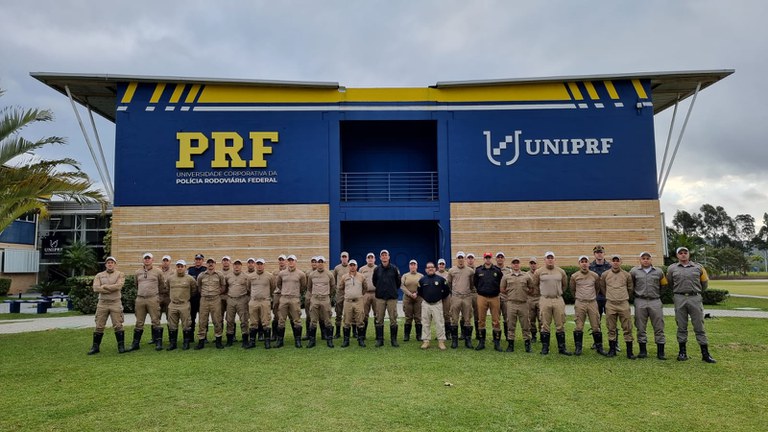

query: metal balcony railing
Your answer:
[340,171,438,201]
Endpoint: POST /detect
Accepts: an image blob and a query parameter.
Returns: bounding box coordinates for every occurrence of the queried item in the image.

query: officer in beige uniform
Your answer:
[500,257,535,353]
[88,257,126,355]
[436,258,452,340]
[600,255,636,359]
[333,252,351,339]
[569,256,605,356]
[246,258,275,349]
[224,259,250,348]
[466,253,480,339]
[526,258,541,343]
[130,252,165,352]
[630,252,668,360]
[150,255,172,347]
[165,259,197,351]
[495,252,512,346]
[339,259,369,347]
[195,258,226,349]
[447,251,475,349]
[270,254,288,342]
[303,257,319,340]
[401,259,424,342]
[532,252,571,356]
[276,255,307,348]
[219,256,233,331]
[358,252,377,341]
[307,256,336,349]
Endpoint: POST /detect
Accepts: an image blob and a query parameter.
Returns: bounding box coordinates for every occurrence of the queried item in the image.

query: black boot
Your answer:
[257,324,264,341]
[357,326,366,347]
[352,326,358,338]
[403,324,412,342]
[700,344,716,363]
[556,332,572,356]
[626,342,637,359]
[341,327,351,348]
[116,330,126,354]
[574,331,583,356]
[531,329,537,343]
[637,342,648,358]
[450,326,459,349]
[303,320,311,340]
[326,326,335,348]
[362,318,370,341]
[415,324,423,342]
[657,343,666,360]
[194,338,207,350]
[167,330,178,351]
[215,336,224,349]
[463,326,474,349]
[492,330,503,352]
[444,321,451,340]
[474,320,480,340]
[293,325,303,348]
[524,339,531,353]
[182,330,192,350]
[375,325,384,347]
[677,342,688,361]
[129,328,143,352]
[475,329,487,351]
[263,328,272,349]
[306,326,317,348]
[606,340,617,357]
[460,324,467,340]
[271,320,278,341]
[334,324,341,340]
[505,339,515,353]
[225,333,235,347]
[246,329,257,349]
[241,333,249,348]
[154,328,164,351]
[593,332,607,356]
[390,326,400,347]
[540,332,551,355]
[87,332,103,355]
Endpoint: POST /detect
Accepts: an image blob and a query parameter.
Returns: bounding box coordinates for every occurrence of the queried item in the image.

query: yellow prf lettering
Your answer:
[176,132,209,169]
[211,132,246,168]
[249,132,278,168]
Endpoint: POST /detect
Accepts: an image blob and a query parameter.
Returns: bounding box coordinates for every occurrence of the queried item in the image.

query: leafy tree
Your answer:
[672,210,702,236]
[0,88,106,231]
[60,240,98,276]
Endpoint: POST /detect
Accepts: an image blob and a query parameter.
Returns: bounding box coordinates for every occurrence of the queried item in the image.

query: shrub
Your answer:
[67,276,97,314]
[0,278,11,296]
[122,275,137,313]
[703,288,729,305]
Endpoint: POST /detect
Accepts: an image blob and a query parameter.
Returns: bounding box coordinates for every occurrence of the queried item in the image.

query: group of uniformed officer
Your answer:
[86,245,716,364]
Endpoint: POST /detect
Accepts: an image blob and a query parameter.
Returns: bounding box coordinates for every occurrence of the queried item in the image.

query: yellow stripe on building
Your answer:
[567,82,583,100]
[169,84,186,103]
[583,81,599,100]
[120,82,138,104]
[603,81,619,99]
[149,83,167,103]
[185,84,201,103]
[632,79,648,99]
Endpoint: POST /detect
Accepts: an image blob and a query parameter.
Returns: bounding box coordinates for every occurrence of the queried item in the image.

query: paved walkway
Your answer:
[1,303,767,334]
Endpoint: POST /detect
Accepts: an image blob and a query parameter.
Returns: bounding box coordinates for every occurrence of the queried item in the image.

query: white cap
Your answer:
[456,251,466,258]
[578,255,589,262]
[676,247,689,254]
[233,259,243,264]
[162,255,171,261]
[255,258,266,264]
[176,259,186,266]
[142,252,153,259]
[311,256,318,262]
[529,257,538,263]
[466,253,476,258]
[247,257,256,263]
[222,256,231,261]
[380,249,389,256]
[278,254,287,260]
[409,259,417,264]
[349,259,358,266]
[496,251,505,258]
[106,256,117,263]
[287,254,297,261]
[366,252,375,258]
[341,251,349,257]
[544,251,555,258]
[438,258,446,264]
[511,257,520,263]
[316,256,326,262]
[639,251,652,258]
[611,254,622,260]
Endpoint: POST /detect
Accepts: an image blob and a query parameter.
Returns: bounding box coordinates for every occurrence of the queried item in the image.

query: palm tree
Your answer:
[0,88,106,231]
[60,240,98,276]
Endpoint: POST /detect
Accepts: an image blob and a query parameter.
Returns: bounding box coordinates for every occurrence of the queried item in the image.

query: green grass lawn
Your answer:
[0,310,81,321]
[714,296,768,311]
[709,279,768,296]
[1,316,766,431]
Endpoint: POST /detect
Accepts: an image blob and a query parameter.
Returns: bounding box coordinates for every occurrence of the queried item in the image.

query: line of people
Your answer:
[86,245,715,363]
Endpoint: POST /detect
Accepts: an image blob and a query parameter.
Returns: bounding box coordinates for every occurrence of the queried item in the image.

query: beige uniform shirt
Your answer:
[500,271,534,302]
[447,265,474,296]
[167,273,197,303]
[359,264,377,293]
[601,268,633,302]
[136,267,164,297]
[277,268,306,297]
[533,266,567,298]
[309,269,335,297]
[93,270,125,301]
[339,272,368,300]
[401,271,423,297]
[569,270,601,301]
[246,270,275,300]
[197,270,225,297]
[160,267,173,295]
[225,271,250,298]
[527,269,541,298]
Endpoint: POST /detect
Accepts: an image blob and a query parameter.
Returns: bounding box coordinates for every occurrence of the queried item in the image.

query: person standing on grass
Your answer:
[224,259,250,348]
[307,256,336,349]
[157,255,172,329]
[276,255,307,348]
[436,258,452,342]
[89,256,126,355]
[500,257,535,353]
[165,259,197,351]
[630,252,668,360]
[417,262,451,350]
[358,252,377,342]
[667,246,716,363]
[130,252,165,352]
[338,259,369,347]
[245,258,275,349]
[195,258,226,350]
[473,252,503,351]
[568,256,605,356]
[187,253,207,334]
[372,249,401,348]
[270,255,288,342]
[447,251,475,349]
[333,251,351,339]
[401,259,424,343]
[465,253,480,341]
[532,252,571,356]
[526,258,541,343]
[601,255,636,359]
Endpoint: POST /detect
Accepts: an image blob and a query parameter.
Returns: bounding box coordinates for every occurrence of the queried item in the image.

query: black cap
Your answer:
[195,254,204,259]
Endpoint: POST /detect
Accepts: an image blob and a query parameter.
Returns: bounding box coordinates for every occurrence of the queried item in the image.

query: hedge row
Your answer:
[0,278,11,296]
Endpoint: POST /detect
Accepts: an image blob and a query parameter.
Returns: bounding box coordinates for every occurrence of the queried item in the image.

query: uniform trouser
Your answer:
[596,295,607,317]
[403,295,422,325]
[221,296,229,324]
[134,296,161,331]
[674,294,708,345]
[167,302,191,331]
[505,300,530,340]
[198,296,223,339]
[472,292,479,322]
[635,297,665,344]
[278,296,302,328]
[442,294,452,322]
[310,295,333,327]
[305,295,313,320]
[249,299,272,329]
[449,294,473,327]
[362,292,376,318]
[574,299,601,333]
[476,295,501,330]
[226,295,250,335]
[343,297,364,328]
[499,296,508,327]
[94,299,124,333]
[421,301,446,341]
[271,292,281,319]
[374,298,398,327]
[606,300,633,342]
[527,297,540,333]
[190,294,200,324]
[158,294,170,320]
[539,296,566,333]
[334,291,345,326]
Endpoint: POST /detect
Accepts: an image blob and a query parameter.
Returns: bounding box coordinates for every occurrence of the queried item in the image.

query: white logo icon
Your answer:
[484,130,521,166]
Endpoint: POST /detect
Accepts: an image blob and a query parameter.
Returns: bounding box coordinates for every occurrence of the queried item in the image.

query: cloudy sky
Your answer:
[2,0,766,225]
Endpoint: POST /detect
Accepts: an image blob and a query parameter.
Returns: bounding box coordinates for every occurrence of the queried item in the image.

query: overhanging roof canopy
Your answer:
[31,69,733,122]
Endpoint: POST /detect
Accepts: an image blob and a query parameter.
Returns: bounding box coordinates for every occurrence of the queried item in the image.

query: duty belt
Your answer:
[228,294,247,299]
[676,292,699,296]
[509,299,528,304]
[171,300,187,305]
[136,295,157,299]
[312,294,330,299]
[251,297,270,301]
[635,295,660,300]
[202,295,219,299]
[542,295,561,299]
[345,297,361,302]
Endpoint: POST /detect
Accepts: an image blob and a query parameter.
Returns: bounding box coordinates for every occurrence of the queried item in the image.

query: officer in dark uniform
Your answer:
[187,253,207,331]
